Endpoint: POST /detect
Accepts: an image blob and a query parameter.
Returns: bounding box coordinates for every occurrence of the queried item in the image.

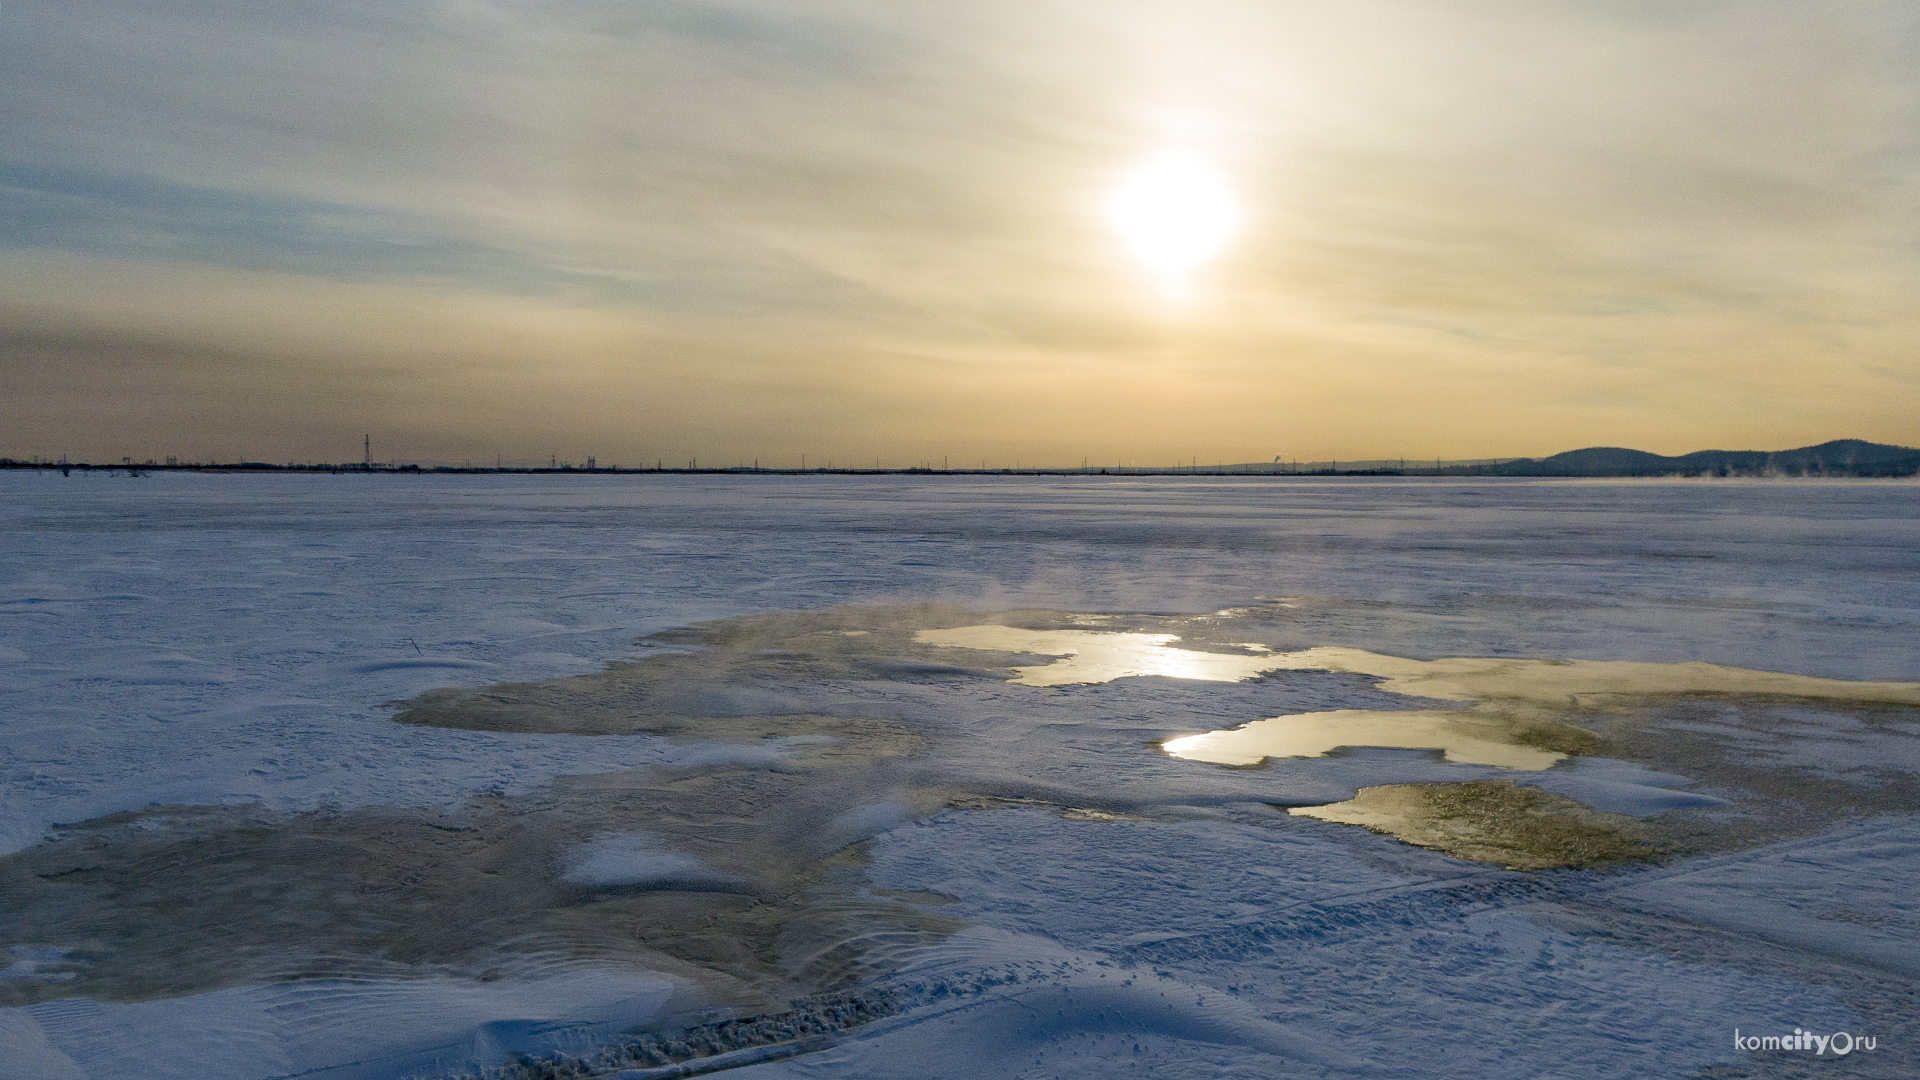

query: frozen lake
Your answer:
[2,472,1916,1078]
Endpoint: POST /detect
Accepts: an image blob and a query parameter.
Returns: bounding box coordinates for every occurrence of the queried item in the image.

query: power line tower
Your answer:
[363,435,370,468]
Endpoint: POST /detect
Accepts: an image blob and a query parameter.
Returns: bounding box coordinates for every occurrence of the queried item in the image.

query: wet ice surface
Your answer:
[2,472,1918,1078]
[912,627,1286,684]
[1164,708,1567,769]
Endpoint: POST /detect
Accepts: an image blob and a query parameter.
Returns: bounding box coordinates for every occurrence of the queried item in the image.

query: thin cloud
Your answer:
[2,0,1917,462]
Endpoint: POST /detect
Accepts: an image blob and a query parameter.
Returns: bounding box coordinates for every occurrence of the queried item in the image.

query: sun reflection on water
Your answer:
[912,626,1279,685]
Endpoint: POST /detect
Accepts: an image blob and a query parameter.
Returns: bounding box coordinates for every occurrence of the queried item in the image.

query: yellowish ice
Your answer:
[912,626,1283,685]
[1162,710,1563,770]
[917,624,1920,770]
[915,625,1920,704]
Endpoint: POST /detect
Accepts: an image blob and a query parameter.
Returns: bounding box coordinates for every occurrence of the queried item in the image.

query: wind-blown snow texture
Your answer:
[2,472,1917,1077]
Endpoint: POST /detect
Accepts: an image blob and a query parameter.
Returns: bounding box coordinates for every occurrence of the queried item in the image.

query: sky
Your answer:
[3,0,1918,467]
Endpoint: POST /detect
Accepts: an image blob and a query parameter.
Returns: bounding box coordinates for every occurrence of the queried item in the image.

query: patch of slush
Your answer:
[1288,781,1655,870]
[1278,647,1920,708]
[0,732,797,857]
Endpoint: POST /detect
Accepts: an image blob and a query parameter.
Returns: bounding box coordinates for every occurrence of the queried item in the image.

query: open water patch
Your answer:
[918,619,1920,868]
[1164,709,1567,770]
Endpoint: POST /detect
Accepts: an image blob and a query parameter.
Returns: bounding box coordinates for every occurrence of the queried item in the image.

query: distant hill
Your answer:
[1483,439,1920,478]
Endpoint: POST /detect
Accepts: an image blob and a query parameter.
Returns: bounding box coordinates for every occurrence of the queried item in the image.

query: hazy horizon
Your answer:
[8,442,1911,473]
[5,1,1919,465]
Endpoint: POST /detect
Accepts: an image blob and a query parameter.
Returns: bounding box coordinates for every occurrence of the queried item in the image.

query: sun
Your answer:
[1107,151,1240,282]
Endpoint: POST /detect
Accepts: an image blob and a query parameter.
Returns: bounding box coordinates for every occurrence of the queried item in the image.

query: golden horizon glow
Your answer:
[3,4,1917,463]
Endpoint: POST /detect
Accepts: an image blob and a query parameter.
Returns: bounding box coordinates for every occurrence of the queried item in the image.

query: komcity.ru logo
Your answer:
[1734,1028,1877,1055]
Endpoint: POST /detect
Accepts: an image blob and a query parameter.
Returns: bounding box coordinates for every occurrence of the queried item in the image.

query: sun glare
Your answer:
[1107,151,1240,284]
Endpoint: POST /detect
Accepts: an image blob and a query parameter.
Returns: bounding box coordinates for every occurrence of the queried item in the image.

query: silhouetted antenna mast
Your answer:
[364,434,370,468]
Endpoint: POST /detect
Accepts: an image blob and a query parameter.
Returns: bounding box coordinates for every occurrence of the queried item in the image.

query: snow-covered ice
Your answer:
[2,472,1916,1077]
